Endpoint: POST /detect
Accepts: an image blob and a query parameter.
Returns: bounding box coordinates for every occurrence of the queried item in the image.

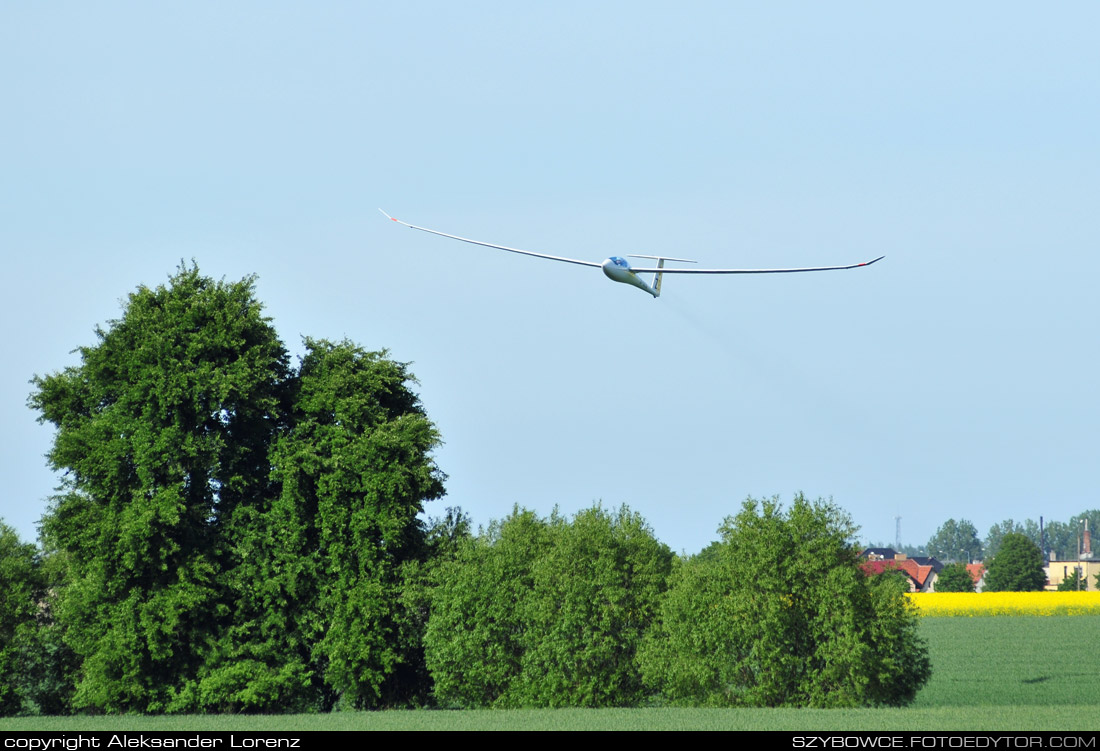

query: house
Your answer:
[1043,560,1100,592]
[859,554,938,592]
[966,562,987,592]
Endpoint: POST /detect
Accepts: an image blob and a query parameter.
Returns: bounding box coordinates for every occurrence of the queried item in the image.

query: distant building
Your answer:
[860,553,940,592]
[909,556,945,575]
[1042,521,1098,591]
[1043,560,1100,592]
[966,563,986,592]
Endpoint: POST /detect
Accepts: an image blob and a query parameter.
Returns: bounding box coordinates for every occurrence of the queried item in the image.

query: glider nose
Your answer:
[601,257,658,297]
[601,257,630,282]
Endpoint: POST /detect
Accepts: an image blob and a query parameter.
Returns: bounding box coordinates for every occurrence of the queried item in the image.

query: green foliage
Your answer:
[29,266,445,713]
[983,533,1047,592]
[1055,568,1087,592]
[30,265,288,712]
[186,337,447,712]
[638,494,930,708]
[10,537,78,716]
[935,562,976,593]
[981,511,1099,561]
[425,508,552,707]
[1045,510,1100,560]
[864,541,927,558]
[0,522,44,715]
[1041,521,1074,561]
[869,566,913,593]
[984,519,1041,559]
[424,505,673,708]
[926,519,982,563]
[517,506,674,707]
[271,338,445,709]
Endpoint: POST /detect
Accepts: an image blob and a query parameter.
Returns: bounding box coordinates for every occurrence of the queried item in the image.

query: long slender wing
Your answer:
[380,210,602,268]
[629,256,885,274]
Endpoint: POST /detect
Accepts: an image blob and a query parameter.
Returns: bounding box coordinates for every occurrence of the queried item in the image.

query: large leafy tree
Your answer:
[638,495,930,708]
[275,338,445,709]
[926,519,982,563]
[31,266,289,712]
[30,266,445,713]
[984,533,1047,592]
[187,339,445,712]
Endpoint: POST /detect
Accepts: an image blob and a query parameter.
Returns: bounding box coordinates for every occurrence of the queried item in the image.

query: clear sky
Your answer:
[3,3,1098,554]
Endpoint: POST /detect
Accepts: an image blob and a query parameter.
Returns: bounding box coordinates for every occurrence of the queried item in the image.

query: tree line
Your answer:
[2,265,929,715]
[874,511,1100,565]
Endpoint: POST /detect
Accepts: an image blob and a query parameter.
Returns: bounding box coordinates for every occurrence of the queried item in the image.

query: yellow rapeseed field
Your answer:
[907,591,1100,616]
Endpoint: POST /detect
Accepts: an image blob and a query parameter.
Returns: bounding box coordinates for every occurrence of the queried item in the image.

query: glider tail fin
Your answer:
[628,255,698,298]
[653,257,666,298]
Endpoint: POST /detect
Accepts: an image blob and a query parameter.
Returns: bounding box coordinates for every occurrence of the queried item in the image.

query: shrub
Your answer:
[638,495,931,707]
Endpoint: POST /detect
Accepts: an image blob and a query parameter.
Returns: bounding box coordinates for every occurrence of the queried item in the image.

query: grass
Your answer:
[4,616,1099,731]
[913,616,1100,708]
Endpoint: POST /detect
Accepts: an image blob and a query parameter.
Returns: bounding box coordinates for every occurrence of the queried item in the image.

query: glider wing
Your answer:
[380,210,601,268]
[628,256,885,274]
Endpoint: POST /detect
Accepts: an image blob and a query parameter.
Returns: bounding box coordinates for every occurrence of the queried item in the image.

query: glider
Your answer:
[380,209,883,298]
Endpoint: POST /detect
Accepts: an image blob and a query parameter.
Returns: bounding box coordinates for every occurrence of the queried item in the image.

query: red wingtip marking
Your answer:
[391,217,397,221]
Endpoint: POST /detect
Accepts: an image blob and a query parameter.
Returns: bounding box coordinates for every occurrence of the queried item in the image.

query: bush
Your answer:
[638,495,931,707]
[424,505,673,707]
[936,562,976,593]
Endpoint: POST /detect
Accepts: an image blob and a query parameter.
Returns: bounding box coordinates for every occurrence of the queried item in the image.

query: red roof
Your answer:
[860,560,900,576]
[966,563,985,583]
[859,557,935,590]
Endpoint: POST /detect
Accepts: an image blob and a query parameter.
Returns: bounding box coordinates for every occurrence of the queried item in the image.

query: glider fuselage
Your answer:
[601,257,659,297]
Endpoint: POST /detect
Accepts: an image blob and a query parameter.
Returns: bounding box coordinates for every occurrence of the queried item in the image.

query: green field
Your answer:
[4,616,1098,732]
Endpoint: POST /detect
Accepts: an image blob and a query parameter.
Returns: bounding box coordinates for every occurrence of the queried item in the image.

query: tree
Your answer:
[984,519,1041,559]
[31,265,289,712]
[983,533,1047,592]
[424,507,552,707]
[926,519,982,563]
[517,506,673,707]
[863,541,927,558]
[638,495,930,708]
[1038,512,1100,561]
[0,521,43,715]
[935,562,976,593]
[189,338,445,712]
[1042,520,1076,561]
[30,266,446,712]
[424,505,673,708]
[1049,510,1100,560]
[273,338,445,710]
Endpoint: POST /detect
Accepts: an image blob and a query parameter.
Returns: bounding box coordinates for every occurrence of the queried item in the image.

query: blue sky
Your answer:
[3,3,1098,554]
